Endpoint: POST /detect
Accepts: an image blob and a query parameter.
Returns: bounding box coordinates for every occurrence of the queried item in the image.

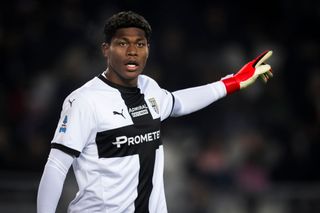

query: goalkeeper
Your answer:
[37,11,273,213]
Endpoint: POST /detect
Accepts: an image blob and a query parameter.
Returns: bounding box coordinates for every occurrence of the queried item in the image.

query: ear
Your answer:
[101,42,110,58]
[146,43,150,59]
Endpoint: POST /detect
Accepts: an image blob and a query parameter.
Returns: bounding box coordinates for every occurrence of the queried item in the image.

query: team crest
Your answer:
[148,98,159,114]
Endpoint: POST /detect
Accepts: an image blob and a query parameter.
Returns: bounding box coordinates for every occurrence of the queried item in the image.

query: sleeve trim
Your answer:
[51,143,81,158]
[169,92,175,117]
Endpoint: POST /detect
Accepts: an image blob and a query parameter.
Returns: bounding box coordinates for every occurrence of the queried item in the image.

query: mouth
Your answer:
[125,61,139,71]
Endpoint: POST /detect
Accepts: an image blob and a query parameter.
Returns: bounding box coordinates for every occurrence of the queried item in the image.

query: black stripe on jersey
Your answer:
[96,119,161,158]
[96,120,161,212]
[51,143,80,157]
[97,74,161,213]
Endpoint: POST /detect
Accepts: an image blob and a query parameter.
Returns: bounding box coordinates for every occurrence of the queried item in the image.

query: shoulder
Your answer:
[138,74,162,91]
[62,77,100,109]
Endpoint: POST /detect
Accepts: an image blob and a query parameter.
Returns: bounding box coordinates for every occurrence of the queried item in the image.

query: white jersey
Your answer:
[51,74,173,213]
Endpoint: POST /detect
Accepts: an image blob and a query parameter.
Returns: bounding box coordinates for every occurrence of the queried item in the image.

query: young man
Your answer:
[37,11,273,213]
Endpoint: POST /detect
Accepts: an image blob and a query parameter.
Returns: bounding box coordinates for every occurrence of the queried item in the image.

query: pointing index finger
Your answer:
[253,50,273,68]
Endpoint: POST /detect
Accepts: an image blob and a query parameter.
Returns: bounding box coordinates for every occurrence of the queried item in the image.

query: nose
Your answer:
[127,44,137,56]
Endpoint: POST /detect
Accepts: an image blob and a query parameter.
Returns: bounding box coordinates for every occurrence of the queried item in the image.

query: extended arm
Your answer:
[171,81,226,117]
[37,149,74,213]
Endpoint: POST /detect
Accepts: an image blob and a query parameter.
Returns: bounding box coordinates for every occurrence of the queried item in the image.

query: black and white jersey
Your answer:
[51,73,173,213]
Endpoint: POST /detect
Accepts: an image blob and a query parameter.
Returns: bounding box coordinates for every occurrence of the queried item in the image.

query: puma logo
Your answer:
[113,109,126,119]
[69,99,76,107]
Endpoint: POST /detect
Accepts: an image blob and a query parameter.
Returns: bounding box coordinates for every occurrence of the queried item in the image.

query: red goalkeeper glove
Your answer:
[221,50,273,94]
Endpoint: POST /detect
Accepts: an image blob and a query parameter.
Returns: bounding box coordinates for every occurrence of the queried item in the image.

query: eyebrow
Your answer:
[115,36,147,42]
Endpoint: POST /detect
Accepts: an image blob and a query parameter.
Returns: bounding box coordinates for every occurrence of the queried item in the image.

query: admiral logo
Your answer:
[112,130,160,148]
[128,104,149,118]
[59,115,68,133]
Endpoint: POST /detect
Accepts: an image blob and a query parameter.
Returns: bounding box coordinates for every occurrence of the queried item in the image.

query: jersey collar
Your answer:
[98,74,140,94]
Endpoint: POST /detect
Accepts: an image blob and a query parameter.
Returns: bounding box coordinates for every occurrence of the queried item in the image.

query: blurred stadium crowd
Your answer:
[0,0,319,212]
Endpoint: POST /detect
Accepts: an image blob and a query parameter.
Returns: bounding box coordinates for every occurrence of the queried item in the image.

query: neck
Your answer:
[104,68,138,88]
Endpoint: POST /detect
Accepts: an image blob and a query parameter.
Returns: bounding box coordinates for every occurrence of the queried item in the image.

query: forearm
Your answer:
[37,149,73,213]
[171,81,226,117]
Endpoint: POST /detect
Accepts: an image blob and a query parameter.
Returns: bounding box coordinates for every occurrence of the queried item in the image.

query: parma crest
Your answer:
[148,98,159,114]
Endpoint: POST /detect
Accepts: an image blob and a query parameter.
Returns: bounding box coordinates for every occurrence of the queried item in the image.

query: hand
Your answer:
[221,50,273,94]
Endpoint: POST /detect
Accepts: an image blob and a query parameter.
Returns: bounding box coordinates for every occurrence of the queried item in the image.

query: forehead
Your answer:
[113,27,146,40]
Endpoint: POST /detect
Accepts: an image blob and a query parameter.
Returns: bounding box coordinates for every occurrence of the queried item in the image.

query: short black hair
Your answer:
[103,11,152,43]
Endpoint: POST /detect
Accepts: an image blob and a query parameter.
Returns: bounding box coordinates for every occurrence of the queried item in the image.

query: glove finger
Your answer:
[259,74,268,83]
[255,64,271,75]
[253,50,273,68]
[266,70,273,78]
[260,69,274,83]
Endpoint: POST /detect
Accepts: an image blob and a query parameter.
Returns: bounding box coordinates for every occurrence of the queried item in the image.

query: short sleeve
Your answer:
[51,92,96,156]
[138,75,174,122]
[158,88,175,121]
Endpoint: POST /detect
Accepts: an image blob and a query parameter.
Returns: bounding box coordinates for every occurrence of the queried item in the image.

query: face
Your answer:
[102,27,149,87]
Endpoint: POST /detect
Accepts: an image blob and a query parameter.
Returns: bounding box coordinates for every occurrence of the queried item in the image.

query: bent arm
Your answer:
[171,81,226,117]
[37,148,74,213]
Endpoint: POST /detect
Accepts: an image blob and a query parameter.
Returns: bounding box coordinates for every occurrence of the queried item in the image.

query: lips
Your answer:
[125,61,139,71]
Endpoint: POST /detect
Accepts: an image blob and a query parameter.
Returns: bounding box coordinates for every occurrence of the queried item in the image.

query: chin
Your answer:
[126,69,143,76]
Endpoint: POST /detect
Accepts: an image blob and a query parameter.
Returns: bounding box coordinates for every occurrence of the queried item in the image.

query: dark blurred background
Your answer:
[1,0,319,212]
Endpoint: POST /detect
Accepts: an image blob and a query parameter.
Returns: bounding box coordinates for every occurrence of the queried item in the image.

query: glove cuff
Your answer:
[221,77,240,94]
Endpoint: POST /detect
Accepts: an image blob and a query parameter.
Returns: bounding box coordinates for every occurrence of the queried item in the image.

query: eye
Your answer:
[118,41,127,47]
[137,42,146,48]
